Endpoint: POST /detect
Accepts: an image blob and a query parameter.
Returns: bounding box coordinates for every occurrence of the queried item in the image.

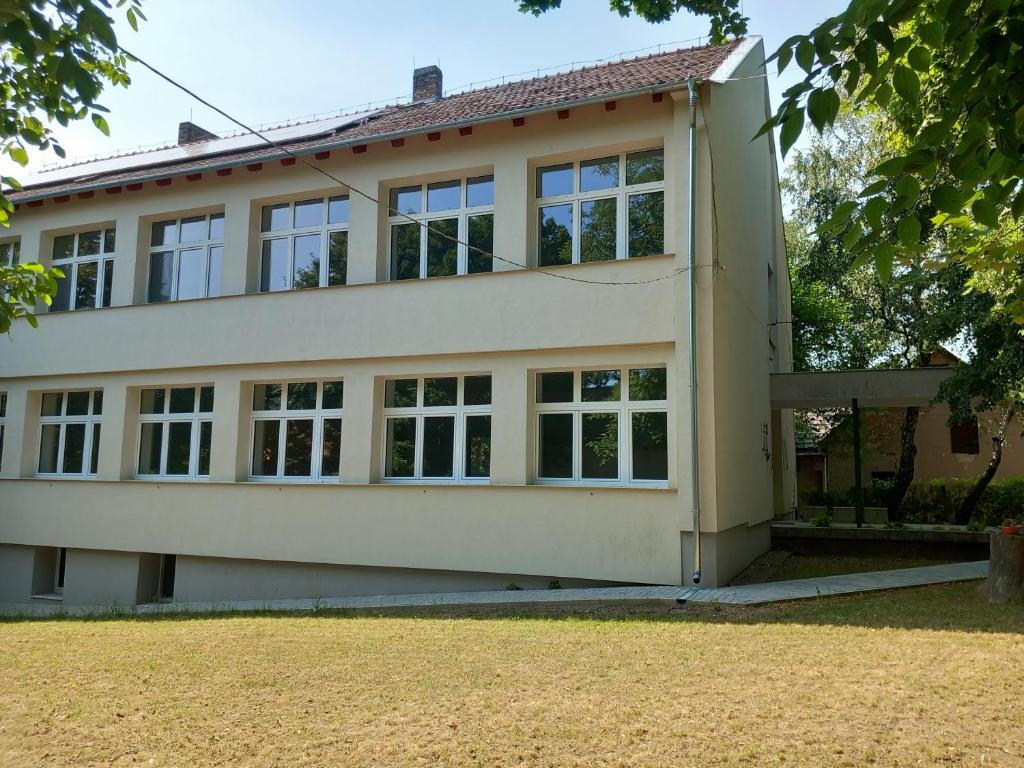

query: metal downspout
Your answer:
[687,77,702,585]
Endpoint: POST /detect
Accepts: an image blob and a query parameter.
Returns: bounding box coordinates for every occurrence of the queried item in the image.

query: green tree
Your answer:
[0,0,143,332]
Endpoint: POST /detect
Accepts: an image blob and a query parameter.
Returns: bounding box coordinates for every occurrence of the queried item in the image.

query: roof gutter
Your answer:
[10,79,697,204]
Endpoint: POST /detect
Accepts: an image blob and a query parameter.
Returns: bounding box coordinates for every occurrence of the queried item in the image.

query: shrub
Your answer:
[899,476,1024,526]
[810,512,833,528]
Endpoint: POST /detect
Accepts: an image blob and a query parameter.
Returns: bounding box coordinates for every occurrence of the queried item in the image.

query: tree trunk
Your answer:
[887,406,920,522]
[955,402,1017,526]
[982,532,1024,604]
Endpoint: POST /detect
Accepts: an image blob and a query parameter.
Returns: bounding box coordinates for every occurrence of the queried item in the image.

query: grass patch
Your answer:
[1,582,1021,767]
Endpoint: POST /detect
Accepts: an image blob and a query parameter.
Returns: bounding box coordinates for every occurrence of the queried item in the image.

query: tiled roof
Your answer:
[11,39,744,202]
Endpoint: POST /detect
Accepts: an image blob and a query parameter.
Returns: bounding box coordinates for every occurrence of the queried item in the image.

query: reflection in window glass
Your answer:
[179,216,206,243]
[322,381,344,410]
[539,204,572,266]
[385,417,416,477]
[74,262,98,308]
[137,386,213,479]
[260,238,289,292]
[261,204,290,232]
[253,383,281,411]
[426,218,458,277]
[151,220,177,247]
[327,196,349,225]
[328,231,347,286]
[249,381,344,481]
[537,164,573,197]
[467,214,494,274]
[539,413,573,478]
[41,392,63,416]
[629,368,667,400]
[176,248,205,300]
[148,251,174,303]
[321,418,342,477]
[390,222,420,280]
[629,191,665,258]
[464,375,492,406]
[62,423,86,473]
[166,422,192,475]
[287,382,317,410]
[251,420,280,476]
[199,386,215,412]
[53,234,76,259]
[208,214,225,240]
[138,422,163,475]
[390,186,421,215]
[466,175,494,207]
[625,149,665,185]
[582,370,621,402]
[169,387,196,413]
[293,199,323,229]
[141,389,165,414]
[198,422,212,475]
[427,180,461,212]
[51,229,116,311]
[38,424,60,473]
[292,234,321,289]
[424,377,457,407]
[148,214,223,302]
[580,198,617,263]
[465,415,491,478]
[582,413,618,479]
[422,416,455,477]
[284,419,314,476]
[66,391,90,416]
[207,246,223,297]
[632,412,668,480]
[385,379,418,408]
[580,157,619,192]
[38,390,102,476]
[537,372,573,403]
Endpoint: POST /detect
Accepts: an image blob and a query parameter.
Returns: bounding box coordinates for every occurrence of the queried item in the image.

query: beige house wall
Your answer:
[0,43,789,600]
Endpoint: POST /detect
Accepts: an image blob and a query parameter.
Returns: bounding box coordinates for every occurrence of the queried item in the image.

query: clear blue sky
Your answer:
[7,0,848,176]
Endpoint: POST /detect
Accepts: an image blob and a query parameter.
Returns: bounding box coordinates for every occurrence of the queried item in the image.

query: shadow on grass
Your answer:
[2,581,1021,634]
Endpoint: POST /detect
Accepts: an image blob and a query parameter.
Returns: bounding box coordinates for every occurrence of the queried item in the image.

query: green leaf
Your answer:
[932,184,962,213]
[795,38,816,74]
[24,312,38,329]
[907,46,931,72]
[779,108,805,157]
[897,215,921,246]
[871,156,906,177]
[91,113,110,136]
[917,20,944,48]
[863,197,887,230]
[8,146,28,166]
[776,44,793,74]
[893,66,921,103]
[971,198,999,227]
[843,219,863,249]
[868,21,895,51]
[126,7,138,31]
[858,178,888,197]
[874,82,893,107]
[807,88,840,133]
[875,244,895,282]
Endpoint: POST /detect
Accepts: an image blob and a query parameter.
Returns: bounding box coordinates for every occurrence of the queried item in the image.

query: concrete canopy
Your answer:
[770,367,954,409]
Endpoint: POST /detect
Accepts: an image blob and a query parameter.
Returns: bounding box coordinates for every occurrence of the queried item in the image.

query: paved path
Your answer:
[0,561,988,618]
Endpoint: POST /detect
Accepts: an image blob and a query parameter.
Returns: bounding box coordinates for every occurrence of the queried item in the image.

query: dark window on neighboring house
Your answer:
[950,417,980,455]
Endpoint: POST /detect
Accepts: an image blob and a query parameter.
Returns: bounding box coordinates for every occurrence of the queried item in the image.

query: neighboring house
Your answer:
[796,350,1024,504]
[0,37,794,606]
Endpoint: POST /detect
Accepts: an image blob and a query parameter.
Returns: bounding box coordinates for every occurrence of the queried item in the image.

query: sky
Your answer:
[4,0,848,179]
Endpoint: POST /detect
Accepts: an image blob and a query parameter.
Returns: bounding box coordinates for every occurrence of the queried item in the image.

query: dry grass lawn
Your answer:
[1,581,1022,767]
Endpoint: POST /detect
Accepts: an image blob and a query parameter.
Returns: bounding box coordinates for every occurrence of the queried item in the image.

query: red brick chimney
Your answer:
[413,65,443,103]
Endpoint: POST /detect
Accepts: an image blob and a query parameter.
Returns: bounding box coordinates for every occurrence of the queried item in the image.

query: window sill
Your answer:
[31,592,63,602]
[381,477,491,485]
[533,479,670,489]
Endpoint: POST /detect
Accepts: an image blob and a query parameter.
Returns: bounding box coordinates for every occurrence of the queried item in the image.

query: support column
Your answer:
[489,363,529,484]
[96,382,132,480]
[209,375,248,482]
[110,213,142,306]
[851,397,864,528]
[346,189,380,285]
[339,369,380,483]
[0,385,30,478]
[492,155,528,272]
[220,197,255,296]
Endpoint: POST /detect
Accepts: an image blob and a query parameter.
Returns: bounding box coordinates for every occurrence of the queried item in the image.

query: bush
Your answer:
[810,512,833,528]
[900,476,1024,526]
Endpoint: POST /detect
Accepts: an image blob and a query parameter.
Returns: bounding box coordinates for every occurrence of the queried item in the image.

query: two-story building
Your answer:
[0,36,795,607]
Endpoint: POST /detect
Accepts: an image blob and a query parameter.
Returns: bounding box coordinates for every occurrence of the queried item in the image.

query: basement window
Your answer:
[136,386,214,479]
[250,380,343,481]
[37,390,103,476]
[382,374,492,481]
[535,367,668,485]
[49,228,115,311]
[147,214,224,302]
[0,392,6,470]
[536,148,664,266]
[259,195,349,291]
[387,176,494,279]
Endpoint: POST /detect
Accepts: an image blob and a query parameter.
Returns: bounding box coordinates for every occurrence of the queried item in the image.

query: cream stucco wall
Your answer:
[0,44,789,596]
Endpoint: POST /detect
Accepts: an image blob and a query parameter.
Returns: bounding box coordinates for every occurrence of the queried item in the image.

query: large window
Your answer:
[535,367,668,485]
[250,380,343,481]
[388,176,494,279]
[1,239,19,268]
[148,213,224,303]
[37,389,103,476]
[259,196,348,292]
[383,375,492,481]
[49,228,115,311]
[137,386,214,479]
[536,149,664,266]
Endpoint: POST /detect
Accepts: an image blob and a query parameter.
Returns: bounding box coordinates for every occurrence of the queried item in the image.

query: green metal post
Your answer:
[851,397,864,528]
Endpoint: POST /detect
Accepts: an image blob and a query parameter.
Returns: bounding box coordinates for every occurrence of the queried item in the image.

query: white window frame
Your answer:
[258,195,349,291]
[136,385,214,480]
[49,228,115,312]
[36,389,103,477]
[1,239,19,267]
[535,149,665,266]
[147,213,224,303]
[386,176,495,279]
[249,380,344,482]
[534,367,668,487]
[381,374,492,483]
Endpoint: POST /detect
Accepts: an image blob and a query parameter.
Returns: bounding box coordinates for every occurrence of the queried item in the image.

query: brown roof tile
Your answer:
[11,39,743,202]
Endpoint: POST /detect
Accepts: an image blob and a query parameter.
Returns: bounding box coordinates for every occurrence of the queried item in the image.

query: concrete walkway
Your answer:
[0,561,988,618]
